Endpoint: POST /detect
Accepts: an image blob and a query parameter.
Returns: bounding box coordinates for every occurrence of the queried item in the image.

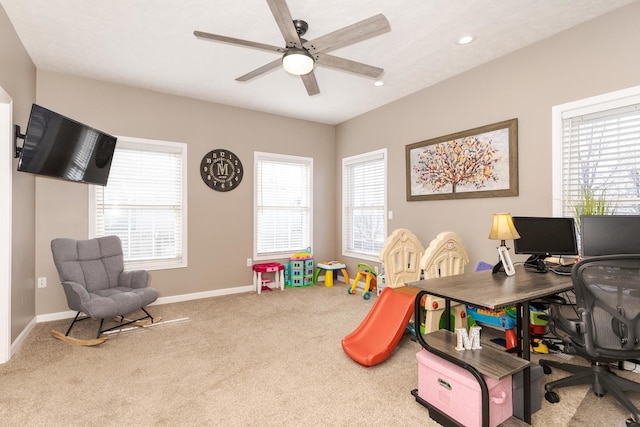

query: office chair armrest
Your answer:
[551,315,583,335]
[119,270,149,289]
[548,303,585,336]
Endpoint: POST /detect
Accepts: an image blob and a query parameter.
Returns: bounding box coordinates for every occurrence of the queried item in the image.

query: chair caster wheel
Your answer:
[347,288,354,295]
[626,418,640,427]
[363,292,371,300]
[542,365,552,375]
[545,391,560,403]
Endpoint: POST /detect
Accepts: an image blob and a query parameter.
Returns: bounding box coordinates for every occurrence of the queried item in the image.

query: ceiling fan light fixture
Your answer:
[282,48,314,76]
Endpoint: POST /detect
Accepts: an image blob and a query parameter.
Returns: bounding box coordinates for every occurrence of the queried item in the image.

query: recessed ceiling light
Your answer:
[374,81,385,87]
[457,35,475,45]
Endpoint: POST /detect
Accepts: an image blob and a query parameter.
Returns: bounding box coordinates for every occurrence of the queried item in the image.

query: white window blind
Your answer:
[559,101,640,217]
[343,149,387,259]
[255,152,312,259]
[91,137,187,270]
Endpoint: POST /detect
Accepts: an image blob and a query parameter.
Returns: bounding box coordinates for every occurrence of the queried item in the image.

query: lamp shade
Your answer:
[488,213,521,242]
[282,48,314,76]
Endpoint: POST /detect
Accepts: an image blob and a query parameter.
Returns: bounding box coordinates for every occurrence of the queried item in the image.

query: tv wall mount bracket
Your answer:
[14,124,25,158]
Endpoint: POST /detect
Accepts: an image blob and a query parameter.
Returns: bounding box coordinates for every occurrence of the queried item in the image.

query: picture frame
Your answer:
[406,118,518,201]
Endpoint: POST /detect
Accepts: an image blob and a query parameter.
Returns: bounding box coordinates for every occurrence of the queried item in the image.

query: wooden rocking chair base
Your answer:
[51,313,162,346]
[50,329,107,346]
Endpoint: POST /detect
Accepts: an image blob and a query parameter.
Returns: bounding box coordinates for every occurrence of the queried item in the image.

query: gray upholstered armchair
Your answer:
[50,235,159,345]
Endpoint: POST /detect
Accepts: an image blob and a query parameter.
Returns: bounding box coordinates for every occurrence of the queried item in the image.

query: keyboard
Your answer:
[550,264,574,275]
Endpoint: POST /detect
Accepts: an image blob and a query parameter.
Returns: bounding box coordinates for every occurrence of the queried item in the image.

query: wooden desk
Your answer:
[408,264,572,312]
[408,265,573,358]
[407,265,573,424]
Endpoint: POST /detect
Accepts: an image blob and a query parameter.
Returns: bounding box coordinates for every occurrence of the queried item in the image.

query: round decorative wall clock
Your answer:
[200,149,243,192]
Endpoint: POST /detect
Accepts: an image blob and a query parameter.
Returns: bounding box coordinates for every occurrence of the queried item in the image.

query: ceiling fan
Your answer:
[194,0,390,96]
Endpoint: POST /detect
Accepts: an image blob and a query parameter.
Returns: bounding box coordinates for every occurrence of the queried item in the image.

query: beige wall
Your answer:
[4,1,640,320]
[0,5,37,343]
[34,71,336,315]
[336,2,640,272]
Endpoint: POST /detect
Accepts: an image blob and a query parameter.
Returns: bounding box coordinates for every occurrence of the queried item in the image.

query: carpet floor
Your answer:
[1,284,639,426]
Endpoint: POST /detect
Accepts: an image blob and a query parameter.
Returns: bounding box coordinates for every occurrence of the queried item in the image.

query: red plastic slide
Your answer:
[342,286,419,367]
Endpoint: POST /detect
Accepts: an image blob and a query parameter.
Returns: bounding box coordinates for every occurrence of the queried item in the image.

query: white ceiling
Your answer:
[1,0,636,125]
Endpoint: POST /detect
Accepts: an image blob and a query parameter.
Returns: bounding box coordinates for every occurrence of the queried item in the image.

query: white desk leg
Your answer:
[257,272,262,295]
[253,271,257,293]
[279,270,285,290]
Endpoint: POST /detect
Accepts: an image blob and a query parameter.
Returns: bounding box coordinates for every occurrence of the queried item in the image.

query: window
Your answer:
[254,152,312,260]
[342,149,387,260]
[90,137,187,270]
[553,86,640,218]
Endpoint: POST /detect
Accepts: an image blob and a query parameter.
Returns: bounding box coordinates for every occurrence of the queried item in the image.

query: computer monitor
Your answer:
[512,216,578,270]
[580,215,640,257]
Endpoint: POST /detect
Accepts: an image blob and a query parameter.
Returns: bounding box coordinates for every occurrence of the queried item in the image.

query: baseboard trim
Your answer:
[152,285,254,305]
[11,317,36,357]
[35,285,255,323]
[35,277,348,324]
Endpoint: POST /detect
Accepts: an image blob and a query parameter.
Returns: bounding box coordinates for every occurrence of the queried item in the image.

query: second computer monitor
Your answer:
[581,215,640,257]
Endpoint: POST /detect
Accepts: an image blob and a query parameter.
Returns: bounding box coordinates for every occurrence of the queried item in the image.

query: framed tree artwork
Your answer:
[406,118,518,201]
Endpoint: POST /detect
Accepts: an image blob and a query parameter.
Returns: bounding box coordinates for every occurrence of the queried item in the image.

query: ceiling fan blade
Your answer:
[315,54,383,79]
[194,30,285,54]
[235,58,283,82]
[301,72,320,96]
[266,0,302,48]
[304,14,390,54]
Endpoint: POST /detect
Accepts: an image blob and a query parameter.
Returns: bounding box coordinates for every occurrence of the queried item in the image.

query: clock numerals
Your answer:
[200,149,243,192]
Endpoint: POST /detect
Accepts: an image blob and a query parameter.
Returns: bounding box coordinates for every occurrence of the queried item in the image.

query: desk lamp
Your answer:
[488,212,521,275]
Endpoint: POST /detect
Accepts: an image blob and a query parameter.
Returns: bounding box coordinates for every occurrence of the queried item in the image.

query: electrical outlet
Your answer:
[246,258,252,267]
[37,277,47,288]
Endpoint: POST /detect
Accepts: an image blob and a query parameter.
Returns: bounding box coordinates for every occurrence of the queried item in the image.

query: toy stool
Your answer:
[261,278,272,292]
[313,261,350,287]
[253,262,284,295]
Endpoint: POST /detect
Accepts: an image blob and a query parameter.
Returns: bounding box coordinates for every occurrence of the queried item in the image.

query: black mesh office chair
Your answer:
[539,255,640,426]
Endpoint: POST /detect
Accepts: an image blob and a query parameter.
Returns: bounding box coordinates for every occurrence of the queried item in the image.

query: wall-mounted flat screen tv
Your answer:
[17,104,117,186]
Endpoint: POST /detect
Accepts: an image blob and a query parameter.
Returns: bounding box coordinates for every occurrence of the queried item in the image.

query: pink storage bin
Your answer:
[416,349,513,427]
